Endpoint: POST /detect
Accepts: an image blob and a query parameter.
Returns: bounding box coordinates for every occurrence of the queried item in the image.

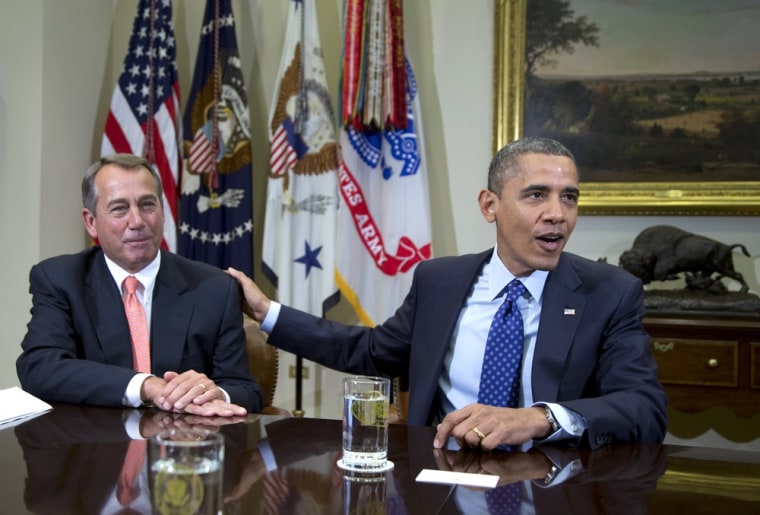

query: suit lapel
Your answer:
[533,255,586,402]
[150,252,192,374]
[85,251,133,367]
[409,251,491,425]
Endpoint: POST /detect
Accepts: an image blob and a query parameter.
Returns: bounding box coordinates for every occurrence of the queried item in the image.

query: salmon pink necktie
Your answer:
[123,275,150,373]
[118,275,150,508]
[117,275,150,506]
[117,439,146,508]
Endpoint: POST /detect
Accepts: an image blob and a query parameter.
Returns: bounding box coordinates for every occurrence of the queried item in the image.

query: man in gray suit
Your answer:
[228,137,667,448]
[18,154,260,416]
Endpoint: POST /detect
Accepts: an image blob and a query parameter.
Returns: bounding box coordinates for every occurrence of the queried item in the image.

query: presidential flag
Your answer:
[179,0,253,276]
[101,0,181,252]
[262,0,340,316]
[337,59,433,326]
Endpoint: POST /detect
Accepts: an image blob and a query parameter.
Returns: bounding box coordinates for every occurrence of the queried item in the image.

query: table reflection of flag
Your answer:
[179,0,253,276]
[101,0,181,252]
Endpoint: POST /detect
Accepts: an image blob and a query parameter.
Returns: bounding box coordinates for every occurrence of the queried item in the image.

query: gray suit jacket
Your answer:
[17,247,261,411]
[269,250,667,448]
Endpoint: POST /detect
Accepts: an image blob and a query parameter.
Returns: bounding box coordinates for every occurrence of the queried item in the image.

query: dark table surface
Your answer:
[1,403,759,514]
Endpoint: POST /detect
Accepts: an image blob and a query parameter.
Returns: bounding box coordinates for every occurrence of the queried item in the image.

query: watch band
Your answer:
[544,464,560,485]
[544,406,559,433]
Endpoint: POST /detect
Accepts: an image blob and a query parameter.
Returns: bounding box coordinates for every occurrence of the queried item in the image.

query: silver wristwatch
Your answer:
[544,406,559,433]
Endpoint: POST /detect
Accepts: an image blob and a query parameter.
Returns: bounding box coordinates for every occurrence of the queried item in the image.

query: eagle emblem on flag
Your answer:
[269,42,339,192]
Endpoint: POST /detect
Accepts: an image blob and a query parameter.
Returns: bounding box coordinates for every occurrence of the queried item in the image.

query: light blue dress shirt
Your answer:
[263,247,586,441]
[439,247,585,442]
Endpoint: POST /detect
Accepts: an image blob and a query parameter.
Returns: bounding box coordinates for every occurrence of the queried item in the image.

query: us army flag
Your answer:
[337,60,433,326]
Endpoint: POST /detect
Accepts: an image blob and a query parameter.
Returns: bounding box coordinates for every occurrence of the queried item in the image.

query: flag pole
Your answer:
[294,356,304,417]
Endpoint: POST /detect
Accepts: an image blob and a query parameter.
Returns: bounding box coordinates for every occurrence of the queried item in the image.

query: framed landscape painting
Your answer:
[493,0,760,215]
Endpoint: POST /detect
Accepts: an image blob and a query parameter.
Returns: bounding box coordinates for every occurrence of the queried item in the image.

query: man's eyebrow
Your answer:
[105,194,159,208]
[521,184,550,193]
[105,197,129,208]
[520,184,580,196]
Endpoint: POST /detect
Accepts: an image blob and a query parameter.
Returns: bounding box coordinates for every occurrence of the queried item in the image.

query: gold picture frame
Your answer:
[492,0,760,215]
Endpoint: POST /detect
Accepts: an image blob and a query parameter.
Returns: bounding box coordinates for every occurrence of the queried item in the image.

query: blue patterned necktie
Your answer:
[485,482,522,515]
[478,279,527,408]
[479,280,526,512]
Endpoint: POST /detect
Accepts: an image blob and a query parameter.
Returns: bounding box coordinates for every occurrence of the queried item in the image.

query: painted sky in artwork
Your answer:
[536,0,760,77]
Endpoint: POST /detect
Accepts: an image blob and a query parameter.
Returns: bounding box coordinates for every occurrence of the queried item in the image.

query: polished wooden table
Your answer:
[1,403,759,514]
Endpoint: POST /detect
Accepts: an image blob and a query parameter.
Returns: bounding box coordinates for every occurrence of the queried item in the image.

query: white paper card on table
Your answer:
[415,468,500,488]
[0,386,53,430]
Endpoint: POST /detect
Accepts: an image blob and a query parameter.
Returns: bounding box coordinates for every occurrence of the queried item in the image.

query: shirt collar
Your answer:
[486,246,549,302]
[104,251,161,294]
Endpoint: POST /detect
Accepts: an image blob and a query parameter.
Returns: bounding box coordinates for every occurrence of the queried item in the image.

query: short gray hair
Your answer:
[487,137,576,196]
[82,154,163,214]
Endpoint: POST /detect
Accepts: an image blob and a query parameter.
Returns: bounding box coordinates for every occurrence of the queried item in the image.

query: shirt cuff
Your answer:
[533,446,584,487]
[260,301,282,333]
[123,409,145,439]
[532,402,586,443]
[124,373,154,407]
[257,438,278,472]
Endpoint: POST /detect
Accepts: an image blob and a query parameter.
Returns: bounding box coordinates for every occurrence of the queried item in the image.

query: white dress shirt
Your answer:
[105,253,230,407]
[105,253,161,408]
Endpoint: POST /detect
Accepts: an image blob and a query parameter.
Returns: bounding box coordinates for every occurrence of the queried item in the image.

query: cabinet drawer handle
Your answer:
[654,341,674,353]
[707,358,719,368]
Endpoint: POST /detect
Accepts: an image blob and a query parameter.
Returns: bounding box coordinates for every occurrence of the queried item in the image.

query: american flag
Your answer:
[101,0,181,252]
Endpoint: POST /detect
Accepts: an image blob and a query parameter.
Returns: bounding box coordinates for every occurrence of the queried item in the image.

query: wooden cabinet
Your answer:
[643,314,760,418]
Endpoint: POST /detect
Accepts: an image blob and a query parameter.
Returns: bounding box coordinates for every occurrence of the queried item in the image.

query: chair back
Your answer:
[243,315,289,415]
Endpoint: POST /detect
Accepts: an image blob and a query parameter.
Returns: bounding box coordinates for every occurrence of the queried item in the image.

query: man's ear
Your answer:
[477,189,497,223]
[81,208,98,239]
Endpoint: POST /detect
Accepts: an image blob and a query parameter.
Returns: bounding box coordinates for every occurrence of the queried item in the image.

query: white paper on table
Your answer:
[0,386,53,430]
[416,468,500,488]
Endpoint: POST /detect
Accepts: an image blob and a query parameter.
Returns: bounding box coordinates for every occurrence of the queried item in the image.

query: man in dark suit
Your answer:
[17,154,261,415]
[227,137,667,448]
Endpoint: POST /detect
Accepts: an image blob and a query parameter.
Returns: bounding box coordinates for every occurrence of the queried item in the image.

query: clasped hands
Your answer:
[141,370,247,417]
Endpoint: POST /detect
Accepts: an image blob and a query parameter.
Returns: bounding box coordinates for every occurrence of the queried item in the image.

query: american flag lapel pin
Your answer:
[563,308,576,316]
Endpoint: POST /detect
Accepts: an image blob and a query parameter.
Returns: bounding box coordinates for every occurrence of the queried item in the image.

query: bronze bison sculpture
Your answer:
[619,225,750,294]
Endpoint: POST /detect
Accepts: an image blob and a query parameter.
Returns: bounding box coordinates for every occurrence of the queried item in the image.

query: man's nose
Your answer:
[544,196,566,223]
[126,205,146,227]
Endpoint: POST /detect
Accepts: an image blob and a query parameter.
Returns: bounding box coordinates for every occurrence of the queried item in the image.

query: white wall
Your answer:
[0,1,44,391]
[1,1,758,428]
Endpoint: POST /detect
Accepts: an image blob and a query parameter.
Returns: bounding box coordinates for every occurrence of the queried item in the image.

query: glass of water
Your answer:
[149,428,224,515]
[338,375,394,472]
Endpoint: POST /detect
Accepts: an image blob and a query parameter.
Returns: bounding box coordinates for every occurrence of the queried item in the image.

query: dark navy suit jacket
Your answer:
[269,250,667,448]
[17,247,261,412]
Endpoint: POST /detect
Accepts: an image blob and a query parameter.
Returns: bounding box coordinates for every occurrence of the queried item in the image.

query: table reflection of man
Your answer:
[13,404,249,514]
[432,443,667,514]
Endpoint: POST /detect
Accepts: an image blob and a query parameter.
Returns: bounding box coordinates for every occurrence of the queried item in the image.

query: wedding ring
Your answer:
[198,383,207,392]
[471,427,486,441]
